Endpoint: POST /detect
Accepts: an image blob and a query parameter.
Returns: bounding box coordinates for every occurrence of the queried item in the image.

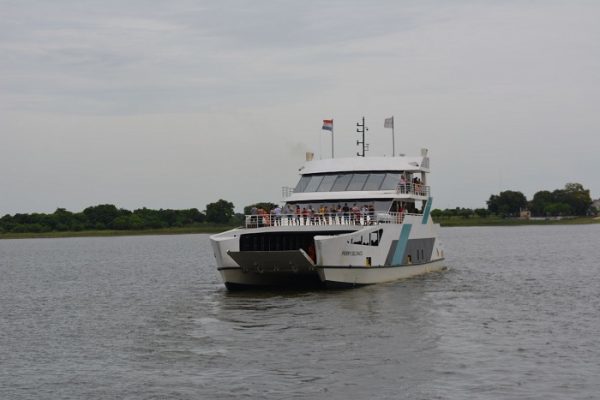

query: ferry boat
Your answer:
[210,148,445,289]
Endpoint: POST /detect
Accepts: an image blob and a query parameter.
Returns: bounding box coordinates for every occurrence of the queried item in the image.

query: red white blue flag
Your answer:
[384,116,394,129]
[322,119,333,131]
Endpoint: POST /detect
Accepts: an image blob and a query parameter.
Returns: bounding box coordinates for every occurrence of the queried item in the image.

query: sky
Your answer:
[1,0,599,214]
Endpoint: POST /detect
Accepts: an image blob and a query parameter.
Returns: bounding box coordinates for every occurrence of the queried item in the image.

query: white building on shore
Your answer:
[592,199,600,215]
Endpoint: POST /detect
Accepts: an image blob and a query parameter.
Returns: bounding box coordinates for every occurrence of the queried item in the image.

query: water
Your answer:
[1,225,599,399]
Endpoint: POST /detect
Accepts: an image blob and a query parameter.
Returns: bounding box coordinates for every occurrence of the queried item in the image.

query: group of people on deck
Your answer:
[398,174,425,195]
[289,203,376,226]
[249,203,378,227]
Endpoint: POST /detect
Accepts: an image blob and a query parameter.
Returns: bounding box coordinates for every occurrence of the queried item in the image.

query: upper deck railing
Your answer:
[244,211,422,229]
[396,183,430,197]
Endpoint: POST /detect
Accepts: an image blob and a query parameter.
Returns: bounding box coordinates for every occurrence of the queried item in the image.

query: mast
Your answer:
[356,116,368,157]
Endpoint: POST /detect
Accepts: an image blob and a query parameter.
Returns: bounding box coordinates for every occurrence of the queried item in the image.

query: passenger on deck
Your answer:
[361,205,369,225]
[414,177,422,195]
[336,204,343,224]
[301,207,309,225]
[322,205,330,225]
[285,204,294,225]
[342,203,350,224]
[399,174,407,193]
[318,204,326,225]
[273,205,282,226]
[250,206,258,227]
[257,208,269,226]
[398,205,405,223]
[352,203,360,225]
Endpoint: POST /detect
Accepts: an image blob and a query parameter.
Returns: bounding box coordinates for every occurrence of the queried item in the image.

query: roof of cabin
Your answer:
[300,155,429,175]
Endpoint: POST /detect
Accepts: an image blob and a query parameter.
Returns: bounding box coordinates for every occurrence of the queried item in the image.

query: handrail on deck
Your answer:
[244,211,422,228]
[396,183,430,196]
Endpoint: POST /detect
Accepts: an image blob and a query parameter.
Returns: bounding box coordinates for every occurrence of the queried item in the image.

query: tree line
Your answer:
[1,182,595,233]
[0,199,237,234]
[432,182,596,219]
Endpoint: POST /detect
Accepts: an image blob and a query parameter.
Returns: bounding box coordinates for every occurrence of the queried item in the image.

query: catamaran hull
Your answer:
[217,258,445,289]
[210,214,445,289]
[218,267,324,289]
[317,258,445,286]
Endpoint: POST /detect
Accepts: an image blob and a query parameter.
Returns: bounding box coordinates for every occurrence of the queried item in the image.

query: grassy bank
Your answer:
[2,217,599,239]
[435,216,600,227]
[0,225,237,240]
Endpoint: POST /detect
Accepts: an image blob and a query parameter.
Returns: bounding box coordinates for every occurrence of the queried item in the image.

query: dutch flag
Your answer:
[322,119,333,131]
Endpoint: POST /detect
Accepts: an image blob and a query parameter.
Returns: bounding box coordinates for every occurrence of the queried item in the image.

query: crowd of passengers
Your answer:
[247,203,418,227]
[398,175,425,195]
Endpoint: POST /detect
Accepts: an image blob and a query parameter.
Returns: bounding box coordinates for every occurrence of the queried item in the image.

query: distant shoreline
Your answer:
[0,225,235,240]
[1,217,599,239]
[434,216,600,227]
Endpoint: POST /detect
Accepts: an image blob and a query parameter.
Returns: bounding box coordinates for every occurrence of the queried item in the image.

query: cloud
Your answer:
[1,1,599,214]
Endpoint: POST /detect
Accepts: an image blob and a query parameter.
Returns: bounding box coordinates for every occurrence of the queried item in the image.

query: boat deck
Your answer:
[244,212,422,228]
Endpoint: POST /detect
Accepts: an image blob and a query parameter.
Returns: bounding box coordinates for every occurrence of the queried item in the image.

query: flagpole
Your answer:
[392,116,395,157]
[331,121,334,158]
[319,128,322,160]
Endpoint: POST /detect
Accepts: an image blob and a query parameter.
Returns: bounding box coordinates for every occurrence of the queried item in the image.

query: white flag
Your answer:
[384,116,394,128]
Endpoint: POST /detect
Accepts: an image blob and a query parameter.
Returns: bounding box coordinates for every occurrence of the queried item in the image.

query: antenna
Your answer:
[356,116,368,157]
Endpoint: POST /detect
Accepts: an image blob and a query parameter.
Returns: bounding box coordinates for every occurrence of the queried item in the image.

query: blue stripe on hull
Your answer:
[391,223,412,266]
[422,197,433,224]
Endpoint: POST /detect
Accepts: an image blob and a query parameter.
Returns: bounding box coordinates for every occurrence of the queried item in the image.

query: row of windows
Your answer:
[294,173,403,193]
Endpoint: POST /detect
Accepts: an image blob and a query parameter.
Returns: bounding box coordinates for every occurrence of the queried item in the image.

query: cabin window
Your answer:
[316,174,338,192]
[347,173,369,191]
[331,174,353,191]
[363,173,386,191]
[293,171,409,193]
[304,175,324,192]
[294,176,311,193]
[380,173,402,190]
[369,229,383,246]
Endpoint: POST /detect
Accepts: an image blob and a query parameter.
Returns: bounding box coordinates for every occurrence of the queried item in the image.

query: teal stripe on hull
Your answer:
[391,224,412,266]
[422,197,433,224]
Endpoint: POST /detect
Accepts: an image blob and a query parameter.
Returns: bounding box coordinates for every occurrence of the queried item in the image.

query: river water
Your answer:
[1,225,599,399]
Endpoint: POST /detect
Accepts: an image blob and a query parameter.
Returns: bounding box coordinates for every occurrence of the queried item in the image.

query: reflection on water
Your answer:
[1,226,600,399]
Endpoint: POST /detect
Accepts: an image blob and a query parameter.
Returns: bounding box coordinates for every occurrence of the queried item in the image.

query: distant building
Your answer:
[519,208,531,220]
[592,199,600,215]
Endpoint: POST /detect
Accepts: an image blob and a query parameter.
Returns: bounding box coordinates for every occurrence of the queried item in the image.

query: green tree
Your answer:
[244,202,278,215]
[183,208,206,223]
[132,208,166,229]
[83,204,122,229]
[487,190,527,217]
[529,190,553,217]
[206,199,235,224]
[474,208,490,218]
[111,214,144,230]
[560,182,592,216]
[431,209,443,218]
[544,202,571,217]
[457,208,474,218]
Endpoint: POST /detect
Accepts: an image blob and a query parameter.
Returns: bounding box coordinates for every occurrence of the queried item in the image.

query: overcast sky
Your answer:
[1,0,599,214]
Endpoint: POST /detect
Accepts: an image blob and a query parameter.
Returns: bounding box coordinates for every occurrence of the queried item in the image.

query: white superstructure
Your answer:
[210,149,444,289]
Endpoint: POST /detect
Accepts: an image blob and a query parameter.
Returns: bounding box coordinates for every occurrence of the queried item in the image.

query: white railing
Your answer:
[244,211,422,228]
[396,183,430,197]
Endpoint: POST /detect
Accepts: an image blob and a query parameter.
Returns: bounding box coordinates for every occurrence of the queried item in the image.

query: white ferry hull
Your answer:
[217,259,445,289]
[210,213,445,289]
[317,259,445,286]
